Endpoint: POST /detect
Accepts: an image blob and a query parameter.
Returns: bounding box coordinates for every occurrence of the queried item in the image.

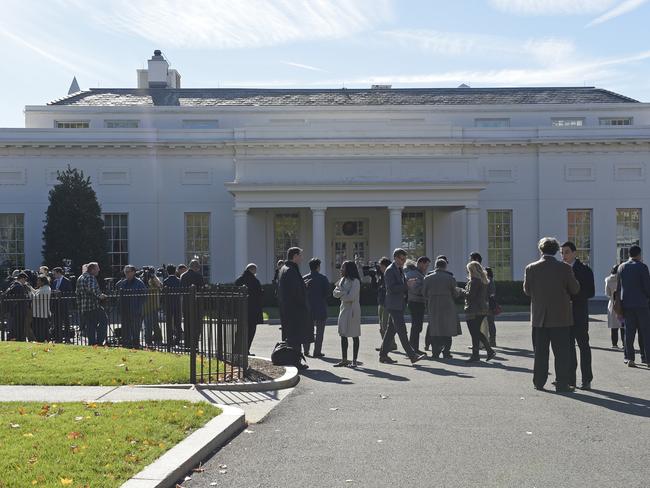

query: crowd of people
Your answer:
[0,260,206,349]
[3,238,649,392]
[256,240,649,391]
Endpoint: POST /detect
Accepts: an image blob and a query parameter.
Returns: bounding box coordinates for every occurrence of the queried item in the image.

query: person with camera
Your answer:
[115,265,146,348]
[76,262,108,346]
[374,257,396,352]
[142,266,163,347]
[163,264,183,348]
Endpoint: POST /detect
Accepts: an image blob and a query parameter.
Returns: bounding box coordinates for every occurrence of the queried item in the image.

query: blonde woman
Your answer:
[332,261,362,367]
[464,261,496,362]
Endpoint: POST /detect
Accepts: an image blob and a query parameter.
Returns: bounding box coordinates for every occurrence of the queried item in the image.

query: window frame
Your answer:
[274,213,301,264]
[401,211,426,260]
[54,120,90,129]
[551,117,585,128]
[599,117,633,126]
[616,208,642,262]
[0,213,25,275]
[104,119,140,128]
[102,213,129,278]
[567,209,593,266]
[184,212,211,280]
[487,210,513,281]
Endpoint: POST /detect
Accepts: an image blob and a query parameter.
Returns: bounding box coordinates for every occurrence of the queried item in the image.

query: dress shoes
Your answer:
[580,382,592,390]
[379,355,397,364]
[555,385,575,393]
[410,354,426,364]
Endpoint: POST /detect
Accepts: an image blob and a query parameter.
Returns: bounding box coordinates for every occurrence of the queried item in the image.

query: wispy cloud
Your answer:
[0,28,103,82]
[382,30,576,66]
[587,0,649,26]
[489,0,615,15]
[221,49,650,88]
[61,0,393,49]
[281,61,328,72]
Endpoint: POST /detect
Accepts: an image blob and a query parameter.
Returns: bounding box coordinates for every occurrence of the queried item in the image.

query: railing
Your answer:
[0,285,248,383]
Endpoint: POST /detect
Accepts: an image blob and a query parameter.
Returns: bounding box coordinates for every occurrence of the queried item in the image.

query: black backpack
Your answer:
[271,341,305,367]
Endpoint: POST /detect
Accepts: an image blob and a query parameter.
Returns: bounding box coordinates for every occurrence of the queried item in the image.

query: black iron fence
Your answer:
[0,285,248,383]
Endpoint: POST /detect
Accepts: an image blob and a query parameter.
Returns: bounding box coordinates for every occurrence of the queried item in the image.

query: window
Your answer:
[104,120,139,128]
[401,212,426,260]
[274,214,300,264]
[185,213,211,279]
[567,210,592,265]
[617,209,641,262]
[55,121,89,128]
[103,213,129,278]
[487,210,512,280]
[0,214,24,275]
[475,118,510,128]
[552,118,584,127]
[182,120,219,129]
[599,117,632,126]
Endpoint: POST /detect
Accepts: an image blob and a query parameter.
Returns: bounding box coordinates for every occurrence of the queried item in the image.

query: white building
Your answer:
[1,51,649,292]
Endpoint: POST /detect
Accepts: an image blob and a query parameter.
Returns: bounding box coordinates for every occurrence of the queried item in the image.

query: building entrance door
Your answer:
[331,220,369,275]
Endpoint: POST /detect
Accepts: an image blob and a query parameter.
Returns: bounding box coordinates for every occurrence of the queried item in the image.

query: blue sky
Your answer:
[1,0,650,127]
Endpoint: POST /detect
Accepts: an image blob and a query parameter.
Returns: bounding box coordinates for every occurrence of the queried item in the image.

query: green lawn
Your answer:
[0,400,219,488]
[262,304,529,320]
[0,342,191,386]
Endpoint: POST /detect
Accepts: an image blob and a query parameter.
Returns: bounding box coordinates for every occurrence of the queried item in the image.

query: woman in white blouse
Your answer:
[332,261,362,367]
[31,275,52,342]
[605,265,625,349]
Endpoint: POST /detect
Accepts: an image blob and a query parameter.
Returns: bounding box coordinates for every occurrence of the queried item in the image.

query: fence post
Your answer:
[189,285,197,384]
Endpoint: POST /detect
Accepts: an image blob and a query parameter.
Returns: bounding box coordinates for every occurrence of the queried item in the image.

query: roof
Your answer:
[48,86,639,107]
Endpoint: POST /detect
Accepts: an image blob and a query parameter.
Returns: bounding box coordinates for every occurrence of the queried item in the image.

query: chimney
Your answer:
[147,50,169,88]
[137,50,181,89]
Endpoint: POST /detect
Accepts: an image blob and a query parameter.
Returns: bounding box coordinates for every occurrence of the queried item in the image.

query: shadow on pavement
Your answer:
[355,366,410,382]
[300,369,354,385]
[568,389,650,418]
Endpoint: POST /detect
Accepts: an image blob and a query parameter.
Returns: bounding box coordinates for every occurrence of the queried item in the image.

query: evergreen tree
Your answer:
[42,166,109,277]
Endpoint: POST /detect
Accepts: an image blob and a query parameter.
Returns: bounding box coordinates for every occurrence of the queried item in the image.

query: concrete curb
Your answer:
[196,363,300,392]
[121,404,245,488]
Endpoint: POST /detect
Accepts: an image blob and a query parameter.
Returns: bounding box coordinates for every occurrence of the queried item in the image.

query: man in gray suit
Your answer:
[379,248,426,365]
[524,237,580,392]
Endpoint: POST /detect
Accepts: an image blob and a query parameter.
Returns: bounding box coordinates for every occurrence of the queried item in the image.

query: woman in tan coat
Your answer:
[332,261,362,367]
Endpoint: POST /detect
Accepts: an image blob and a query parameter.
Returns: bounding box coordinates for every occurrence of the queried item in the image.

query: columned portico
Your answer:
[311,207,327,261]
[234,207,249,275]
[388,206,404,253]
[466,206,480,259]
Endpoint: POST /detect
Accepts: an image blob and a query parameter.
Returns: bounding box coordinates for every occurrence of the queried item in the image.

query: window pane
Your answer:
[274,214,300,264]
[567,209,592,265]
[103,213,129,278]
[487,210,512,280]
[401,212,426,260]
[0,213,25,274]
[184,213,211,279]
[616,209,641,262]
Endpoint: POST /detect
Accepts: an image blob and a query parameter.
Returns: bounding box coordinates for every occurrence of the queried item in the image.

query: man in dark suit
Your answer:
[378,248,425,365]
[524,237,580,393]
[561,241,595,390]
[278,247,311,370]
[303,258,330,358]
[617,245,650,367]
[51,267,73,342]
[180,259,205,347]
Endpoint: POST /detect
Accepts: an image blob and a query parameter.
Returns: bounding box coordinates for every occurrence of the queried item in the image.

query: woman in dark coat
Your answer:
[464,261,496,362]
[235,263,264,355]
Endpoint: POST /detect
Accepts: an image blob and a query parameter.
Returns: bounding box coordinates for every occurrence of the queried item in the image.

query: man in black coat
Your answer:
[180,259,205,347]
[562,241,595,389]
[51,267,73,342]
[4,272,31,340]
[235,263,264,355]
[278,247,312,369]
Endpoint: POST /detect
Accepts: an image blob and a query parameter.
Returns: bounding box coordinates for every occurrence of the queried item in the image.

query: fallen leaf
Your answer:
[18,407,26,415]
[219,469,227,474]
[74,417,84,421]
[197,409,204,416]
[218,464,227,469]
[329,407,338,411]
[10,423,20,428]
[184,476,192,481]
[60,479,73,486]
[117,363,125,367]
[192,463,205,473]
[23,433,34,438]
[380,394,389,400]
[67,432,81,440]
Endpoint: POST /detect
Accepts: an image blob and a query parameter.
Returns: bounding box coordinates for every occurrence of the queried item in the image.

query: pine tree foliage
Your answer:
[42,166,109,276]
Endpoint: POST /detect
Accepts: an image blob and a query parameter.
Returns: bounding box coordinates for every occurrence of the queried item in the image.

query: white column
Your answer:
[389,206,404,253]
[234,207,249,277]
[466,206,480,260]
[311,207,327,260]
